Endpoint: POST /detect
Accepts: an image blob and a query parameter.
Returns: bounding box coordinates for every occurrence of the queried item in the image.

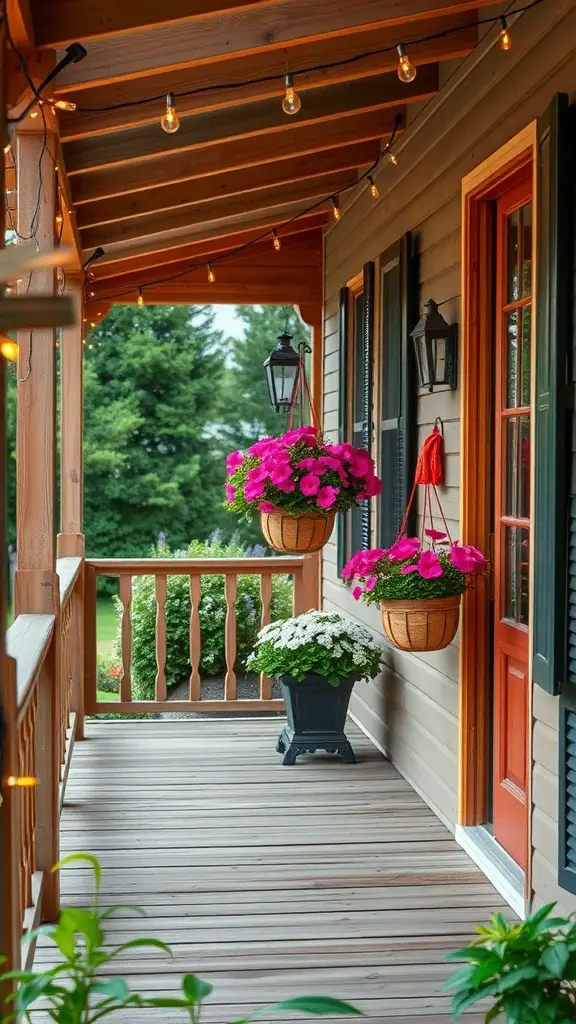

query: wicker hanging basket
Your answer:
[261,507,335,554]
[380,594,460,652]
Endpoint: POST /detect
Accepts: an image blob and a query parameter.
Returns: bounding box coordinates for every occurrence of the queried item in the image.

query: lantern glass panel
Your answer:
[417,337,429,388]
[273,363,297,409]
[434,336,447,384]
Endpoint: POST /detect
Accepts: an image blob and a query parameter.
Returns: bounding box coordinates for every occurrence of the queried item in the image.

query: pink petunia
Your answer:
[226,450,244,474]
[352,585,364,601]
[318,455,341,471]
[388,537,421,562]
[316,485,339,510]
[416,550,443,579]
[247,465,268,483]
[276,478,296,493]
[359,475,382,498]
[341,548,387,580]
[300,473,321,496]
[349,452,374,478]
[326,442,355,462]
[247,437,275,457]
[364,576,377,592]
[401,563,419,575]
[426,528,448,541]
[281,426,319,446]
[269,464,293,486]
[244,480,266,502]
[258,501,275,513]
[450,543,487,574]
[225,484,236,502]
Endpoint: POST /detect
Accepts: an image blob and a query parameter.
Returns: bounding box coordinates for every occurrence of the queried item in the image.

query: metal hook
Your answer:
[434,416,444,436]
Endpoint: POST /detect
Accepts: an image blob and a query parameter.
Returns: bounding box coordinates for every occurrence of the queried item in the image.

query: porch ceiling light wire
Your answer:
[70,0,545,115]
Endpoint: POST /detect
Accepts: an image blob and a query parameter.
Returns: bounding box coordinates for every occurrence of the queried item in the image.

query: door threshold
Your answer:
[455,824,526,919]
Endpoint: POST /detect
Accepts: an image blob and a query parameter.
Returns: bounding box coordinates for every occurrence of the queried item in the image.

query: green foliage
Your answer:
[125,534,293,700]
[247,611,383,687]
[445,904,576,1022]
[1,853,362,1023]
[96,654,121,694]
[368,553,467,603]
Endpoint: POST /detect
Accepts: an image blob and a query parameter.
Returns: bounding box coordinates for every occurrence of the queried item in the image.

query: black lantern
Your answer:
[410,299,457,392]
[264,331,300,413]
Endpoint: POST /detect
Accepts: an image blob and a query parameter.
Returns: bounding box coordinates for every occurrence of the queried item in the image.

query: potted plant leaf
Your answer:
[444,903,576,1021]
[342,535,487,653]
[1,852,363,1022]
[247,610,383,764]
[224,427,381,554]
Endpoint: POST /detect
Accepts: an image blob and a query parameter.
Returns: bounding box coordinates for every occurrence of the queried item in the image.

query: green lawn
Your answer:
[97,689,119,702]
[97,598,119,653]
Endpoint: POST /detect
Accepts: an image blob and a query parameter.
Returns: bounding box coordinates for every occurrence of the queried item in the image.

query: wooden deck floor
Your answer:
[35,719,507,1022]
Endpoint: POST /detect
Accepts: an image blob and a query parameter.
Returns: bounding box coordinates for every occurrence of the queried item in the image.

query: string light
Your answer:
[1,338,19,362]
[367,176,379,199]
[396,44,417,83]
[137,287,144,307]
[387,150,398,166]
[56,211,63,227]
[90,321,96,328]
[207,263,216,283]
[282,73,301,115]
[331,196,341,221]
[53,99,77,112]
[272,230,281,251]
[498,15,512,50]
[29,107,39,119]
[161,91,180,134]
[4,143,10,155]
[5,775,37,787]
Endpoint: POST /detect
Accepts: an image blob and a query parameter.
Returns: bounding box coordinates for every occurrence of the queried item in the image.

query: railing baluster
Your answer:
[119,576,132,702]
[224,574,237,701]
[189,574,201,701]
[83,562,97,716]
[259,573,272,700]
[35,633,60,922]
[155,574,167,701]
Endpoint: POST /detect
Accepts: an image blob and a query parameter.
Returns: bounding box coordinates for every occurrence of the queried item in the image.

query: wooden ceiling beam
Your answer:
[70,110,394,205]
[7,0,35,51]
[80,169,357,250]
[31,0,270,48]
[76,141,379,229]
[58,20,477,139]
[52,0,494,90]
[89,212,329,278]
[64,69,435,174]
[85,198,332,265]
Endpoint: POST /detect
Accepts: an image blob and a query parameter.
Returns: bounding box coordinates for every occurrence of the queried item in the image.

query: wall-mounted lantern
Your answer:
[410,299,458,392]
[264,332,303,413]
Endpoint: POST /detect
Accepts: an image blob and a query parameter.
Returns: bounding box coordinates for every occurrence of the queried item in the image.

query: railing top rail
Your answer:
[57,556,83,608]
[86,556,305,576]
[6,613,55,714]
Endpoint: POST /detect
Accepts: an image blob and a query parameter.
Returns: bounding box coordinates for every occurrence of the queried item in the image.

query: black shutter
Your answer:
[533,94,572,695]
[360,262,375,549]
[559,694,576,894]
[379,233,418,548]
[336,286,349,574]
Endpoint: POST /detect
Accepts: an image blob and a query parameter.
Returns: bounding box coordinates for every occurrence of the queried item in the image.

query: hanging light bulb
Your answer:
[387,150,398,166]
[207,263,216,283]
[331,196,341,221]
[272,230,281,251]
[90,321,96,328]
[161,92,180,134]
[0,338,19,362]
[498,15,512,51]
[367,176,379,200]
[4,142,11,155]
[5,775,37,787]
[56,210,63,227]
[281,73,301,116]
[53,99,77,112]
[137,287,144,308]
[396,44,417,83]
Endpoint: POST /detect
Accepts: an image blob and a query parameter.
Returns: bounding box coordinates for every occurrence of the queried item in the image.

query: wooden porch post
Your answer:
[297,301,324,611]
[57,276,84,559]
[14,126,61,918]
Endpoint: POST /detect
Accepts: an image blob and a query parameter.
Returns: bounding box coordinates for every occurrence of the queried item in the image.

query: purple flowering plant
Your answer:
[342,531,488,603]
[224,426,381,520]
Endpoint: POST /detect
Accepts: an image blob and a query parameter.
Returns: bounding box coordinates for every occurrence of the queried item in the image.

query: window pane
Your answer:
[520,305,531,407]
[506,311,519,408]
[505,416,530,519]
[507,208,520,302]
[522,203,532,298]
[504,525,529,626]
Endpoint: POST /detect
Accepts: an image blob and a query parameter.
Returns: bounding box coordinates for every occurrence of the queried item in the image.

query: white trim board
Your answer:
[455,825,527,919]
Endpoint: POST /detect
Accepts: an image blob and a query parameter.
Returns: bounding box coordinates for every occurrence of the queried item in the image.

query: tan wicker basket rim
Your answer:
[267,507,334,520]
[380,594,461,611]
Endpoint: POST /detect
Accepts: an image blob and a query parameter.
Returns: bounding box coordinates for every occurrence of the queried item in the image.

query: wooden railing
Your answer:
[85,555,319,715]
[1,557,83,977]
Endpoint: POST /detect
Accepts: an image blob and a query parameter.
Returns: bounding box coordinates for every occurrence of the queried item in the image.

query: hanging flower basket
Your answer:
[341,425,488,653]
[260,505,336,554]
[224,426,380,555]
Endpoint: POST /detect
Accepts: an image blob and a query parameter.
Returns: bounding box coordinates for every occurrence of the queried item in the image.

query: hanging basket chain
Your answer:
[288,343,321,431]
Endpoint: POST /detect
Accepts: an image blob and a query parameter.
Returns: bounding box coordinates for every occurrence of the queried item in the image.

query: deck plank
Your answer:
[38,719,507,1021]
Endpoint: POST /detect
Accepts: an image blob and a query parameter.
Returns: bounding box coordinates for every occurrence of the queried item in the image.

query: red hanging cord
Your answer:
[397,423,451,542]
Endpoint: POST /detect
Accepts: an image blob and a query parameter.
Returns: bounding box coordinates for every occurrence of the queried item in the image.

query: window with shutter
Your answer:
[378,234,418,548]
[559,694,576,894]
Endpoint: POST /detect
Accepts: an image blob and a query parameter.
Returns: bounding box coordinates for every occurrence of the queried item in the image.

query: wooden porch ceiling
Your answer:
[15,0,492,305]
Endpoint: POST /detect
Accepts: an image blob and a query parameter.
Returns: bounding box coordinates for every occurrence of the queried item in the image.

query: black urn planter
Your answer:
[276,674,356,766]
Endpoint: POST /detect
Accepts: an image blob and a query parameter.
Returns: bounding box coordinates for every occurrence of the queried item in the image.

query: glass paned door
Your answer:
[492,180,532,869]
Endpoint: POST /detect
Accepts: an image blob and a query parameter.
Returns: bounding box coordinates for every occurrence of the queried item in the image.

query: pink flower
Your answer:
[341,548,387,580]
[270,464,293,486]
[276,478,296,493]
[349,451,373,478]
[316,485,339,509]
[450,543,487,574]
[281,426,319,446]
[300,473,321,496]
[388,537,421,562]
[416,550,443,579]
[352,586,364,601]
[426,528,447,541]
[247,465,268,483]
[244,480,266,502]
[326,442,354,461]
[295,457,317,470]
[318,455,341,471]
[337,466,349,485]
[359,475,382,498]
[247,437,274,457]
[364,576,377,592]
[259,501,275,513]
[226,450,244,474]
[295,458,327,475]
[225,484,236,502]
